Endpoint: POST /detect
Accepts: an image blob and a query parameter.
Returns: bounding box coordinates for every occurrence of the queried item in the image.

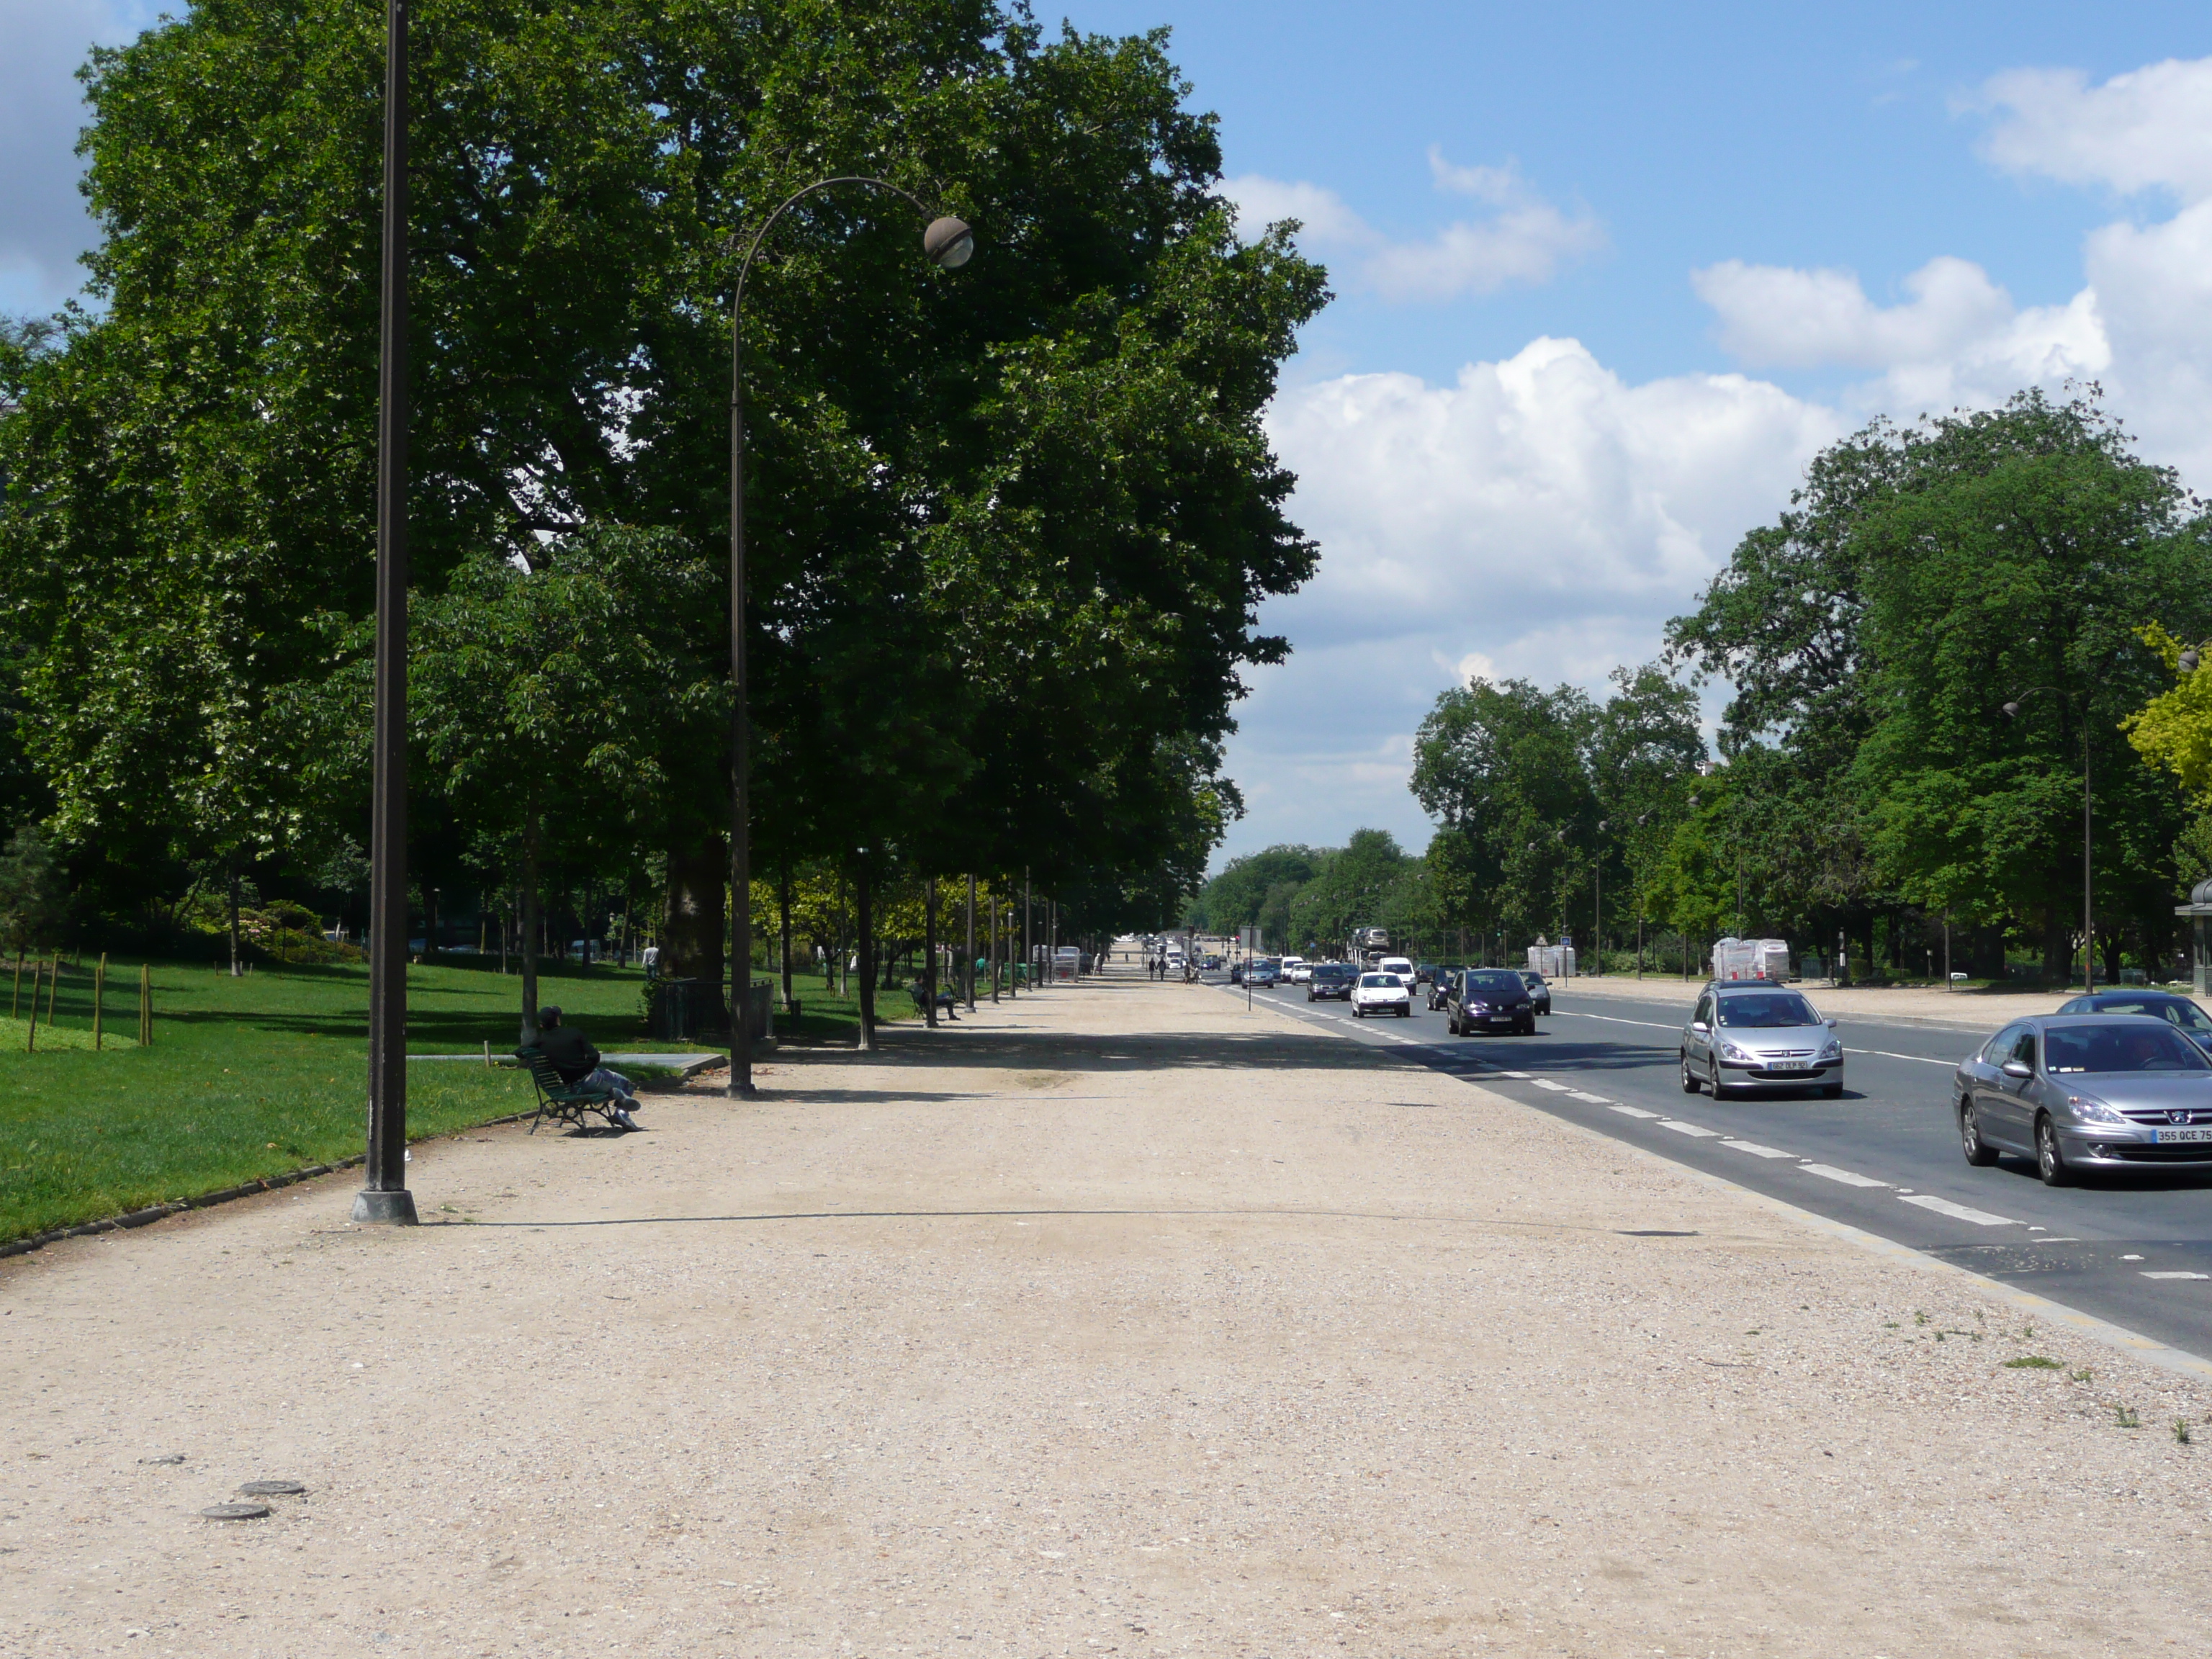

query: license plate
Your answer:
[2152,1126,2212,1144]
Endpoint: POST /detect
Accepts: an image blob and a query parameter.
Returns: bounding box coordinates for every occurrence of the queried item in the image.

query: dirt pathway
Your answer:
[4,966,2208,1655]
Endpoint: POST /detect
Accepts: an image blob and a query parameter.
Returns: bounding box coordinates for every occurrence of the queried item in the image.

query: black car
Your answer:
[1447,968,1537,1035]
[1308,962,1360,1002]
[1413,963,1438,985]
[1518,970,1552,1015]
[2056,990,2212,1053]
[1228,961,1244,984]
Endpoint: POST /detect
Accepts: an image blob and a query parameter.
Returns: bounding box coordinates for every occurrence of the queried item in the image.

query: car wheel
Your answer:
[1399,1006,1410,1017]
[1820,1082,1844,1099]
[1680,1053,1701,1093]
[1708,1060,1733,1100]
[2036,1114,2074,1187]
[1518,1017,1535,1035]
[1959,1098,1999,1166]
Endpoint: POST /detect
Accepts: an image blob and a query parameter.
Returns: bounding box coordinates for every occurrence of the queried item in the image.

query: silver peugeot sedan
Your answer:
[1954,1014,2212,1184]
[1679,980,1843,1098]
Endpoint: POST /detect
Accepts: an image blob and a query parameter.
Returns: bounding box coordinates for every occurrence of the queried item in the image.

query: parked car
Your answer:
[1517,969,1552,1015]
[1308,962,1360,1002]
[1954,1013,2212,1184]
[1351,971,1411,1018]
[1447,968,1537,1035]
[2056,991,2212,1053]
[1680,981,1843,1098]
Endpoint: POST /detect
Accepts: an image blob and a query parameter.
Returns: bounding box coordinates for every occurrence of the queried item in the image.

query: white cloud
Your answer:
[1974,58,2212,202]
[1691,253,2110,413]
[1214,340,1836,856]
[1222,152,1604,303]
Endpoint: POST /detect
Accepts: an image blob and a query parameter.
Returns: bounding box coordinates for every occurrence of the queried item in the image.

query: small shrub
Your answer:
[2003,1355,2064,1370]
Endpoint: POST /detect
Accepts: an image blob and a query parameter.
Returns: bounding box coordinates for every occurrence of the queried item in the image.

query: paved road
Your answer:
[1215,973,2212,1361]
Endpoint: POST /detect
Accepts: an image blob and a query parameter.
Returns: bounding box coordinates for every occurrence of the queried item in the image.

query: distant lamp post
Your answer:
[724,180,974,1097]
[2002,687,2096,994]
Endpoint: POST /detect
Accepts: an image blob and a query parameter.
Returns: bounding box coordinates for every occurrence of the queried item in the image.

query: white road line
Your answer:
[1609,1105,1661,1120]
[1557,1009,1961,1066]
[2141,1272,2211,1281]
[1799,1163,1889,1188]
[1568,1090,1611,1103]
[1721,1139,1796,1159]
[1532,1079,1570,1092]
[1897,1193,2021,1227]
[1497,1071,1533,1079]
[1660,1120,1720,1138]
[2033,1237,2083,1244]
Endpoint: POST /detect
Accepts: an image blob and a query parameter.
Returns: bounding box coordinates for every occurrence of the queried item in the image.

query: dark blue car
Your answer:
[2056,990,2212,1053]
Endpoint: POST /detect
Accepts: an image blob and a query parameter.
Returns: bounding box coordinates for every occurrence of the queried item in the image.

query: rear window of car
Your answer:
[1467,972,1523,993]
[1714,992,1820,1029]
[2044,1022,2212,1074]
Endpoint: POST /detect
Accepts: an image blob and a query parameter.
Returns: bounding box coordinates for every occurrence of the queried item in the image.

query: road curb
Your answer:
[1224,980,2212,1385]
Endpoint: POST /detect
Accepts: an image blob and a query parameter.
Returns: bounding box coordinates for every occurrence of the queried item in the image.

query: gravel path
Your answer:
[5,965,2209,1655]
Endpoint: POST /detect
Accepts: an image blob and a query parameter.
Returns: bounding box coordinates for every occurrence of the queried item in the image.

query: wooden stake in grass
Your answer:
[94,952,107,1050]
[140,963,152,1046]
[45,956,58,1027]
[10,950,19,1018]
[25,961,38,1052]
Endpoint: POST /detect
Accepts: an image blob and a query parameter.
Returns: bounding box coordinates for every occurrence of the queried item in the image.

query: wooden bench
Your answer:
[513,1046,624,1134]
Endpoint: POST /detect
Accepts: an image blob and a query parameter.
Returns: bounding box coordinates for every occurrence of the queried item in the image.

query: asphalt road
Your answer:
[1214,972,2212,1362]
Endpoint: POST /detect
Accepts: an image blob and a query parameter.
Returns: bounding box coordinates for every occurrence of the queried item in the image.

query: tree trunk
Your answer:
[519,804,543,1046]
[924,876,939,1028]
[778,864,794,1012]
[226,860,242,977]
[661,831,728,991]
[855,860,876,1051]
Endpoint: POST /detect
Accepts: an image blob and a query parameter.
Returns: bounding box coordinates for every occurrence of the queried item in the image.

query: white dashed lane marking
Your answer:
[1897,1193,2020,1227]
[1532,1079,1571,1092]
[1799,1163,1889,1188]
[1568,1090,1610,1103]
[1660,1120,1720,1138]
[1555,1008,1964,1066]
[1610,1105,1661,1120]
[1721,1139,1796,1159]
[2141,1272,2211,1281]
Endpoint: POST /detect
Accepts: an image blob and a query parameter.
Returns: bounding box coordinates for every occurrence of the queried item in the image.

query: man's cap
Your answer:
[537,1005,562,1025]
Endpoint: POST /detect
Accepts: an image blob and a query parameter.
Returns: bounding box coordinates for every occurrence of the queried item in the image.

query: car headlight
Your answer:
[1721,1042,1751,1062]
[1820,1040,1843,1061]
[1470,1001,1491,1012]
[2066,1094,2127,1125]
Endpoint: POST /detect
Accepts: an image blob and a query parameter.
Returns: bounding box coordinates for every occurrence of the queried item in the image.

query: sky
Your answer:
[7,1,2212,868]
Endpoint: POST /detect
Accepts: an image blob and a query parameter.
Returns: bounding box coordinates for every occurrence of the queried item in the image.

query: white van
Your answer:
[1377,955,1415,983]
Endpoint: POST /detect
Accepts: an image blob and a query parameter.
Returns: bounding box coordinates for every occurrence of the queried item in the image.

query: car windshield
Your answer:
[1714,992,1820,1029]
[1467,972,1524,993]
[1317,965,1356,979]
[1521,972,1545,985]
[2085,997,2212,1033]
[1359,974,1400,988]
[2044,1022,2212,1074]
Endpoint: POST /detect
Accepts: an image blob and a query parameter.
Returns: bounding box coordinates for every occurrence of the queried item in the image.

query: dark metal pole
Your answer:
[354,0,417,1226]
[2070,714,2094,994]
[725,261,758,1100]
[964,873,976,1010]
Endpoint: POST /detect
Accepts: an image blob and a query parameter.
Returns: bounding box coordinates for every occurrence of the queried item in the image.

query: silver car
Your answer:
[1680,981,1844,1098]
[1954,1014,2212,1185]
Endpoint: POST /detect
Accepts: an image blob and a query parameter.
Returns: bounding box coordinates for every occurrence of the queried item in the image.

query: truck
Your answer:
[1711,936,1791,982]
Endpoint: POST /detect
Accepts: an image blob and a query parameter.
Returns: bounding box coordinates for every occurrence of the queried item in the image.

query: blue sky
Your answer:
[8,1,2212,869]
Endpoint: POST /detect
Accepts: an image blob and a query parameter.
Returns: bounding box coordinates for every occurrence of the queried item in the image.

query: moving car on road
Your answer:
[1954,1014,2212,1185]
[2056,990,2212,1054]
[1283,956,1312,983]
[1351,973,1411,1018]
[1680,981,1843,1098]
[1447,968,1537,1036]
[1377,956,1416,984]
[1308,963,1360,1002]
[1246,957,1280,988]
[1518,970,1552,1015]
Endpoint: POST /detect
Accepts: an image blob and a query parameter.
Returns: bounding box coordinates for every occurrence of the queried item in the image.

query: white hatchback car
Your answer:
[1352,972,1411,1018]
[1284,956,1313,983]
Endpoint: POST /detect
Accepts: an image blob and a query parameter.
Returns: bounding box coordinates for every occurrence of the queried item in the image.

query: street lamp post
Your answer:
[354,0,417,1227]
[2002,687,2095,994]
[724,180,973,1098]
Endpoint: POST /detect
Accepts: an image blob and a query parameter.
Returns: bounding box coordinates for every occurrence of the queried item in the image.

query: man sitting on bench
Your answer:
[535,1005,643,1130]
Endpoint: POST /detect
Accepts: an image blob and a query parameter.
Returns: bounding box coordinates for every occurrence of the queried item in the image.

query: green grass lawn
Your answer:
[0,956,917,1244]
